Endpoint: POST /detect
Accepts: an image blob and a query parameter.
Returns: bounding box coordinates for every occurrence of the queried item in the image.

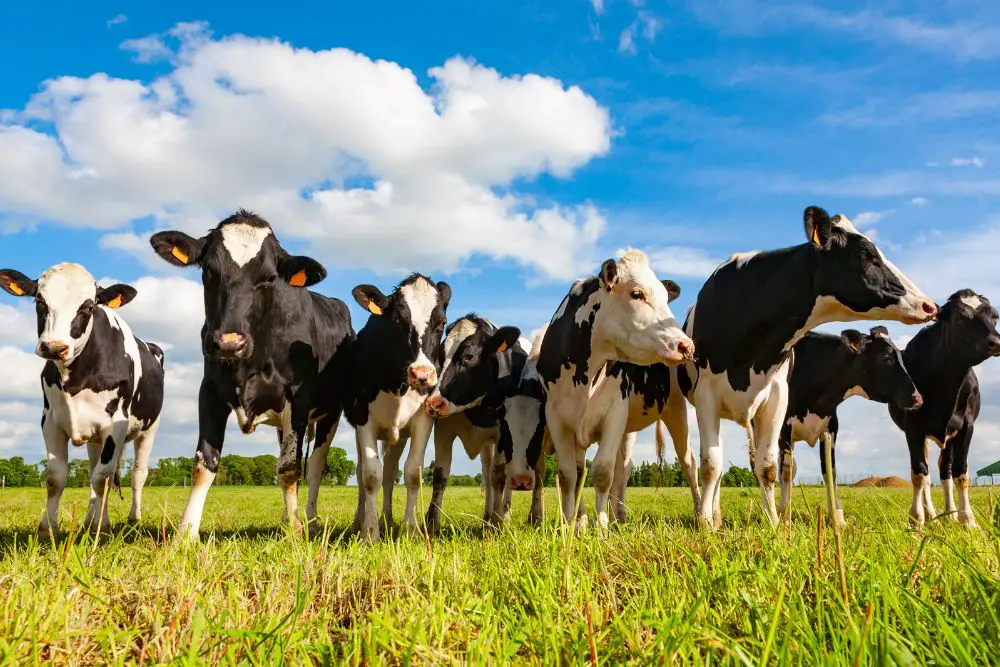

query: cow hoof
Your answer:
[908,514,925,529]
[127,514,141,525]
[402,522,423,539]
[362,523,381,543]
[574,515,589,536]
[697,515,717,532]
[37,523,55,540]
[833,509,846,529]
[528,512,542,527]
[957,511,978,529]
[425,512,441,536]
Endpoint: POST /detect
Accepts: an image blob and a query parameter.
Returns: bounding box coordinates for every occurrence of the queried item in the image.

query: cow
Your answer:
[149,210,354,539]
[678,206,937,530]
[346,274,451,542]
[422,314,525,532]
[768,327,922,527]
[0,264,164,536]
[536,250,695,530]
[888,289,1000,528]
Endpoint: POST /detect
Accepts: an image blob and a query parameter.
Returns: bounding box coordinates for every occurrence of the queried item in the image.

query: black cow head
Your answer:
[937,289,1000,365]
[352,273,452,391]
[425,315,521,418]
[149,210,326,360]
[0,263,136,362]
[805,206,937,326]
[841,326,921,410]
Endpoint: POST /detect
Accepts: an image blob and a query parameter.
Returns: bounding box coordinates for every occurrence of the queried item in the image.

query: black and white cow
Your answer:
[501,323,700,527]
[537,250,694,530]
[149,210,355,538]
[888,289,1000,528]
[679,207,937,530]
[346,274,451,541]
[770,327,921,526]
[423,314,525,532]
[0,264,164,536]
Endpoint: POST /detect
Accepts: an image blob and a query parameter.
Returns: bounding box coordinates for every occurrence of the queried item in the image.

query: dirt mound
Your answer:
[854,476,910,488]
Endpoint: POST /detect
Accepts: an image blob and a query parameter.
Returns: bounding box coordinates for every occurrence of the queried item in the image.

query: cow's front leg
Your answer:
[528,454,545,526]
[752,376,788,529]
[178,381,230,541]
[777,426,794,523]
[951,423,977,528]
[381,439,404,529]
[480,440,501,524]
[305,412,340,537]
[402,410,433,536]
[129,420,157,523]
[610,432,635,524]
[662,387,701,519]
[592,404,627,531]
[550,421,579,528]
[277,407,308,537]
[356,421,382,542]
[39,416,69,538]
[907,431,930,527]
[86,421,129,536]
[694,389,723,531]
[425,420,455,534]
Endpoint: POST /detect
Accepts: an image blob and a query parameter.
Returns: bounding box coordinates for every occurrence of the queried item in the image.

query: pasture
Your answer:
[1,485,998,665]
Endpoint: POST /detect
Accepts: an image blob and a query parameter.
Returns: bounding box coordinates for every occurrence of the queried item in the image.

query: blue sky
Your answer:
[2,0,1000,482]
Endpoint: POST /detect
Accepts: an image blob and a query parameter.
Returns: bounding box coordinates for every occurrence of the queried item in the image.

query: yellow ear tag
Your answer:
[367,301,383,316]
[107,295,123,308]
[810,226,821,245]
[9,282,23,296]
[497,341,508,354]
[171,246,190,264]
[289,270,307,287]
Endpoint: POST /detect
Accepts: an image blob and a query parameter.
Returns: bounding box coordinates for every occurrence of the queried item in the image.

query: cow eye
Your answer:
[463,352,476,364]
[256,274,277,289]
[630,289,647,302]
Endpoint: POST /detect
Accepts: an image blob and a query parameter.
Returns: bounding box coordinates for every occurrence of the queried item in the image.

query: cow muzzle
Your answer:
[212,332,251,359]
[425,395,448,418]
[37,341,71,361]
[510,474,534,491]
[408,364,437,390]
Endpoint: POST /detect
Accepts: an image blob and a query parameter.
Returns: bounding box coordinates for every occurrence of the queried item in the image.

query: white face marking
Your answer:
[439,317,479,382]
[844,385,870,400]
[960,295,983,310]
[220,223,272,268]
[504,394,543,481]
[35,263,99,360]
[400,277,440,372]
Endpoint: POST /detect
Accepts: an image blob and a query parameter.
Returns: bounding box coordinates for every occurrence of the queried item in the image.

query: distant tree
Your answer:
[68,460,90,488]
[543,453,558,487]
[423,461,435,486]
[325,447,355,486]
[219,455,253,485]
[251,455,278,485]
[722,465,756,488]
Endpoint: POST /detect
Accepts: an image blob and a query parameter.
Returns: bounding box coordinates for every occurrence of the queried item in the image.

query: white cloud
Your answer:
[0,23,612,282]
[0,303,38,347]
[853,211,885,228]
[619,22,638,55]
[591,0,605,15]
[951,156,986,168]
[119,35,172,63]
[909,197,929,206]
[644,246,722,279]
[618,11,662,55]
[107,14,128,28]
[0,347,44,401]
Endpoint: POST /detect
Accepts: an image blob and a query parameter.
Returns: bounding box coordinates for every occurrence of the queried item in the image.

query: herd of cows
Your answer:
[2,205,998,541]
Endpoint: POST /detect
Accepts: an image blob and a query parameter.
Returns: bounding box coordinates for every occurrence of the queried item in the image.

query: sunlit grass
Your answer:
[1,484,997,664]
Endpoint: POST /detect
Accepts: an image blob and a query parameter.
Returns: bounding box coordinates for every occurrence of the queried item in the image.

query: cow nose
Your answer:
[911,392,923,409]
[425,395,447,417]
[38,341,70,360]
[677,340,694,359]
[921,301,938,318]
[988,336,1000,356]
[408,365,437,389]
[510,474,534,491]
[213,332,249,357]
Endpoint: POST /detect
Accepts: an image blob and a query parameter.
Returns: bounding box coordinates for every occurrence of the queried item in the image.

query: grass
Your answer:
[0,484,998,665]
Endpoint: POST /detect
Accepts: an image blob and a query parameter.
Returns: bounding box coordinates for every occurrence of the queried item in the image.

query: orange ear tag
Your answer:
[811,227,821,245]
[289,270,307,287]
[497,341,508,354]
[107,295,123,308]
[9,282,23,296]
[171,247,190,264]
[367,302,383,316]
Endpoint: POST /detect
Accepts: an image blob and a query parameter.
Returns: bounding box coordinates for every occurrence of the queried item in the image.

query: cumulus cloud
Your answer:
[106,14,128,28]
[0,22,613,281]
[951,156,986,168]
[909,197,929,206]
[644,246,722,279]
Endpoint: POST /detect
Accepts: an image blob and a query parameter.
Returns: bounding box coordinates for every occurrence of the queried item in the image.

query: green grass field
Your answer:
[1,484,998,665]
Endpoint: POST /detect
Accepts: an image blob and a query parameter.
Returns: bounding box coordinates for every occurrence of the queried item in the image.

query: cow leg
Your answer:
[402,410,434,536]
[662,407,701,521]
[610,431,635,524]
[823,416,845,528]
[694,393,723,531]
[938,439,956,520]
[305,413,339,537]
[178,382,230,540]
[751,378,787,529]
[39,417,69,538]
[907,431,930,526]
[356,421,382,542]
[425,421,455,535]
[489,448,510,522]
[777,426,794,523]
[592,406,627,531]
[921,441,938,521]
[86,421,129,536]
[278,406,310,537]
[951,423,977,528]
[480,439,500,524]
[528,454,545,526]
[129,420,156,523]
[550,422,580,529]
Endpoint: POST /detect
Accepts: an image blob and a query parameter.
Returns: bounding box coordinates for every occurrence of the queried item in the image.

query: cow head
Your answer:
[594,250,693,366]
[0,263,136,362]
[149,210,326,361]
[499,394,547,491]
[425,315,521,418]
[937,290,1000,365]
[841,327,921,410]
[352,274,451,391]
[805,207,937,326]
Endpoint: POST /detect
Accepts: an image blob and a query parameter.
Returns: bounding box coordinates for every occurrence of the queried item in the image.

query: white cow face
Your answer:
[0,264,136,362]
[594,250,694,367]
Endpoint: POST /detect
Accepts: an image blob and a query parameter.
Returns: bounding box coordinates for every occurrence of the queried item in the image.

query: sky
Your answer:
[2,0,1000,485]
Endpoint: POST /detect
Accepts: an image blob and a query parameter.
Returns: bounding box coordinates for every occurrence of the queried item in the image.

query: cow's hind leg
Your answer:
[129,420,157,523]
[951,423,977,528]
[752,375,788,528]
[305,412,339,537]
[86,421,129,536]
[663,387,701,519]
[694,390,723,531]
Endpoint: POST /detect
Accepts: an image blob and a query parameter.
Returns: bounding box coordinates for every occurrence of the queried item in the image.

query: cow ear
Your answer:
[97,284,138,309]
[279,255,326,288]
[869,326,889,338]
[0,270,37,298]
[436,281,452,311]
[352,285,389,316]
[599,258,618,291]
[150,231,205,267]
[661,280,681,303]
[841,329,866,353]
[804,206,833,246]
[487,326,521,355]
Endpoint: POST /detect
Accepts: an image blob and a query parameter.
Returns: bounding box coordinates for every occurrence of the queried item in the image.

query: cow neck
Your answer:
[791,335,858,416]
[356,314,413,396]
[905,323,974,393]
[465,346,527,428]
[697,245,820,379]
[49,308,118,392]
